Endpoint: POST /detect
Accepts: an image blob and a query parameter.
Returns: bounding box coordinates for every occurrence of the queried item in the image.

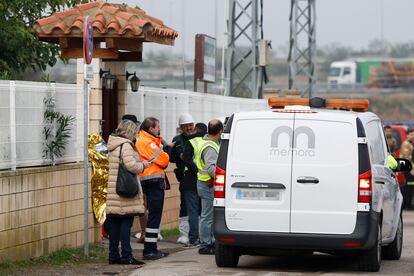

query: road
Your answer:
[131,211,414,276]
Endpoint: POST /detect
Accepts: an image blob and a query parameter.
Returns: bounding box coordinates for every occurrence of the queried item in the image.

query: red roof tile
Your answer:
[34,1,178,45]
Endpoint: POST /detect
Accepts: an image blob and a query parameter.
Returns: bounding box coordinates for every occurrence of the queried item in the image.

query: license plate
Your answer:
[236,189,280,200]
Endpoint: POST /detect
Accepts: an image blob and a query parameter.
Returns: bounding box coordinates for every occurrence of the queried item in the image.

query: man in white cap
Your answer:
[170,114,195,244]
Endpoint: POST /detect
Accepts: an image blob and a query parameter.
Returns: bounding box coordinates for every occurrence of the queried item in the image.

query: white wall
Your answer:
[0,81,267,170]
[128,86,267,142]
[0,81,81,170]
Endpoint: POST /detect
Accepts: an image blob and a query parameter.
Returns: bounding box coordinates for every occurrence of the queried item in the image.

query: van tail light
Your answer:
[214,166,226,198]
[217,237,236,243]
[358,170,372,203]
[343,242,361,248]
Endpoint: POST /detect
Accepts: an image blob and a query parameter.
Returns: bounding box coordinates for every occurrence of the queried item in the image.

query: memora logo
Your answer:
[270,126,316,157]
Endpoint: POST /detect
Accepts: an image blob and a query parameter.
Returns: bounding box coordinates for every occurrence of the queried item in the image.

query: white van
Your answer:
[213,98,411,272]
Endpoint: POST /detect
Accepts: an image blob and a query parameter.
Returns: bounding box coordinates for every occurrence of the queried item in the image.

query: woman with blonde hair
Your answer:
[106,119,149,265]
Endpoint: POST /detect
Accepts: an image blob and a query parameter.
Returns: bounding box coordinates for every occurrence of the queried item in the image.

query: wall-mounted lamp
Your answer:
[126,71,140,92]
[99,69,116,90]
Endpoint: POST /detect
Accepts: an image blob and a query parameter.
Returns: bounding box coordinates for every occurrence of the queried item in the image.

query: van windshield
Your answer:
[329,67,341,77]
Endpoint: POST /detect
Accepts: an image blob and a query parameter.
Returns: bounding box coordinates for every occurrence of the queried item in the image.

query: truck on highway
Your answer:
[328,59,414,89]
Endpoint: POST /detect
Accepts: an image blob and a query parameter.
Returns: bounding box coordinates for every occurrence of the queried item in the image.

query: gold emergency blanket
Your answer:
[88,134,108,225]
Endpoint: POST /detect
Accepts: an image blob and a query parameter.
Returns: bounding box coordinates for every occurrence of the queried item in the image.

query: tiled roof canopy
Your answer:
[33,1,178,61]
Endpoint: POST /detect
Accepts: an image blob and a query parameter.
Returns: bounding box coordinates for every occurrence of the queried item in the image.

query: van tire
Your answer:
[215,243,239,267]
[358,223,382,272]
[382,214,403,260]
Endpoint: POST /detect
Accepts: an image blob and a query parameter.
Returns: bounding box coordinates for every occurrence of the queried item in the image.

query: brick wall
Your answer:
[0,163,180,261]
[0,163,100,261]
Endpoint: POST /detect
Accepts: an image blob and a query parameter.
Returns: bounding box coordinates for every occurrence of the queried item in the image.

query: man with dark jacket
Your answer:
[182,123,207,246]
[170,114,195,244]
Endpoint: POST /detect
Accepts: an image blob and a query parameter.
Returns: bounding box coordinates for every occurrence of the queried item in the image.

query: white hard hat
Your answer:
[178,114,194,125]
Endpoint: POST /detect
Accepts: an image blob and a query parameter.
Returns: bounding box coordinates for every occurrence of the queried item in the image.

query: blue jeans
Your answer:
[183,190,200,244]
[106,215,134,262]
[197,181,214,248]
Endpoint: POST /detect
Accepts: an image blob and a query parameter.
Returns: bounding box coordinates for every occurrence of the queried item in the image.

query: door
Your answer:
[102,81,118,142]
[374,165,398,240]
[290,113,359,234]
[366,120,397,239]
[225,113,294,232]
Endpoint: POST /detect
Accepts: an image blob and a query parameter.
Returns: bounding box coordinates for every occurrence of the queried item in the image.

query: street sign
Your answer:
[84,64,94,81]
[83,16,93,65]
[194,34,216,83]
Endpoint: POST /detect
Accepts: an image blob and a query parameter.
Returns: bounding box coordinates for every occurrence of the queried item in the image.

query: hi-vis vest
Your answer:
[136,130,169,181]
[182,137,203,173]
[189,137,219,182]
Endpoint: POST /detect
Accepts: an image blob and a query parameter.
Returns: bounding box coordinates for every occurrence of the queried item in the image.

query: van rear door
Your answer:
[225,112,294,232]
[290,112,359,234]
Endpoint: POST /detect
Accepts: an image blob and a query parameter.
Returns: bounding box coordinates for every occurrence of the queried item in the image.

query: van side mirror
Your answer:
[396,158,412,172]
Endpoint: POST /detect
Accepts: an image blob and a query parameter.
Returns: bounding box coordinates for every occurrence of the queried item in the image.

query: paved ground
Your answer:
[131,211,414,276]
[101,237,183,251]
[10,237,186,276]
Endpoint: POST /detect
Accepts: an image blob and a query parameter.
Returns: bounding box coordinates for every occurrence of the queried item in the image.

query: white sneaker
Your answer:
[176,235,189,245]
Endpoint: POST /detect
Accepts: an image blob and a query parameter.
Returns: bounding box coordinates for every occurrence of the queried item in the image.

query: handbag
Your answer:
[116,143,139,198]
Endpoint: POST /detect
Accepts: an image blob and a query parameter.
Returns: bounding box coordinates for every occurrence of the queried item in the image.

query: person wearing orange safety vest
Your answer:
[136,117,174,260]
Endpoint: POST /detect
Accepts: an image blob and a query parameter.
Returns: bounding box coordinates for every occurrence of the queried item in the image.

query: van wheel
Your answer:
[382,214,403,260]
[358,223,382,272]
[215,243,239,268]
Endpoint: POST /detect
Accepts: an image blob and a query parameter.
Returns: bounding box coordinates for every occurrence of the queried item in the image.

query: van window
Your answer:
[365,121,387,165]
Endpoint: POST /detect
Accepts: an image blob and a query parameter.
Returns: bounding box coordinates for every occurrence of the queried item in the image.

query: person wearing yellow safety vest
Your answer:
[387,154,398,170]
[400,127,414,209]
[192,119,224,255]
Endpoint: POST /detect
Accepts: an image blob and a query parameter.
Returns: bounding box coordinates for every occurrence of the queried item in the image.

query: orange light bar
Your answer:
[325,99,369,111]
[268,97,309,108]
[268,97,369,112]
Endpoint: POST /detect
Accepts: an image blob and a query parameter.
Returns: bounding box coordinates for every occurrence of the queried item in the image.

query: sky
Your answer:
[113,0,414,58]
